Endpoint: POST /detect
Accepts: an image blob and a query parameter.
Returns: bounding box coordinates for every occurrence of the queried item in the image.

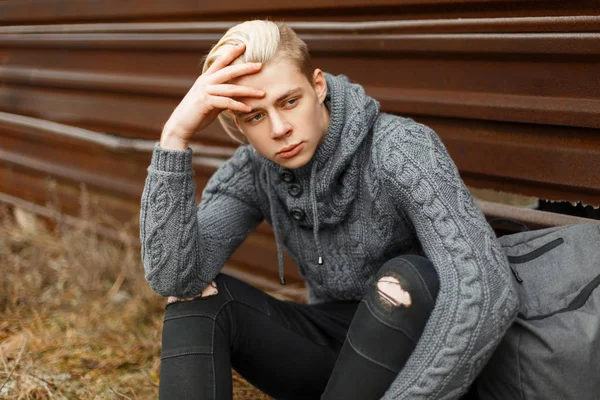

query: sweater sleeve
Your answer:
[376,118,520,399]
[139,144,263,298]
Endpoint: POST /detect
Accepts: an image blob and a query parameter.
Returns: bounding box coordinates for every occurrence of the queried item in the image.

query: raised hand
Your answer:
[160,43,265,150]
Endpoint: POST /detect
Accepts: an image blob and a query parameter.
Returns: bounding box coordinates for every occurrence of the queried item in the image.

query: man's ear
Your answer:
[312,69,327,104]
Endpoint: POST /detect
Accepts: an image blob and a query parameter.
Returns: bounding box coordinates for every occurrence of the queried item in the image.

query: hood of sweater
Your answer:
[255,72,380,284]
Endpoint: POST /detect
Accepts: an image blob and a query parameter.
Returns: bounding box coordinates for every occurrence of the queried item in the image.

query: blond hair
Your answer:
[202,20,314,143]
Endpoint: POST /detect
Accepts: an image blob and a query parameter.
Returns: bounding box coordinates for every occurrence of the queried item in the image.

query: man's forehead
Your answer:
[231,59,307,88]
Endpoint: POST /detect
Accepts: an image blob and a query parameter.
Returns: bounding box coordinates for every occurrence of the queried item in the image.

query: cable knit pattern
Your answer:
[140,73,520,398]
[140,145,263,297]
[374,115,519,398]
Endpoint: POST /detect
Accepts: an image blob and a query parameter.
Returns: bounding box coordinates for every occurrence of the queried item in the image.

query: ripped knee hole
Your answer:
[376,276,411,307]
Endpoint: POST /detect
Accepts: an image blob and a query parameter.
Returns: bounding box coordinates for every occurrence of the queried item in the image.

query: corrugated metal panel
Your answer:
[1,1,599,290]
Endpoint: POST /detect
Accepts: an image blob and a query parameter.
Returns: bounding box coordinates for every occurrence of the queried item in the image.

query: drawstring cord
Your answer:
[267,162,324,286]
[310,162,324,266]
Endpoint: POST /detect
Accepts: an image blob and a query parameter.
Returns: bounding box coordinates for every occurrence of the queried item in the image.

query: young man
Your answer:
[140,20,519,400]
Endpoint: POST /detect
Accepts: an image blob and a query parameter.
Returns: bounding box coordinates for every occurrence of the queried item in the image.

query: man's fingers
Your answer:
[166,293,201,304]
[209,62,262,84]
[209,95,252,113]
[205,43,246,75]
[207,84,264,99]
[166,281,218,304]
[201,281,218,297]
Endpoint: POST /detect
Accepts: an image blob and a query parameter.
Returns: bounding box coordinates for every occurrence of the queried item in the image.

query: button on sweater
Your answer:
[140,73,519,399]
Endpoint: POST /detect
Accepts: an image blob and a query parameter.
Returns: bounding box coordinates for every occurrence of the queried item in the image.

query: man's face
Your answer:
[231,59,329,169]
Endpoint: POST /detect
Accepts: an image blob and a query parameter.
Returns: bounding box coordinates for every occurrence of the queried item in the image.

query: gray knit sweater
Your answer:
[140,73,519,399]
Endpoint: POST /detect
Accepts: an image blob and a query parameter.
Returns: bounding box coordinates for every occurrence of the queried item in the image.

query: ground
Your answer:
[0,204,271,399]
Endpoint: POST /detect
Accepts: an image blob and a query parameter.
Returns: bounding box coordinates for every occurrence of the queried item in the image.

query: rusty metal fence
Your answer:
[1,0,599,290]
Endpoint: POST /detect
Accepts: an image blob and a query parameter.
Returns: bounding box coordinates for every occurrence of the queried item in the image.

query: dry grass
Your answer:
[0,203,271,399]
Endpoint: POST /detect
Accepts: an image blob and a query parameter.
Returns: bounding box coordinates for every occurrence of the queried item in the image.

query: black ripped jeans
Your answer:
[159,255,439,400]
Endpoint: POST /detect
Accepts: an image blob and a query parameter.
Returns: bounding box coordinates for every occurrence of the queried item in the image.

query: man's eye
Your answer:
[248,113,264,123]
[286,98,297,106]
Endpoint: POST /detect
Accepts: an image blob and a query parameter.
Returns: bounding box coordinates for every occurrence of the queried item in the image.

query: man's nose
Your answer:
[270,112,292,138]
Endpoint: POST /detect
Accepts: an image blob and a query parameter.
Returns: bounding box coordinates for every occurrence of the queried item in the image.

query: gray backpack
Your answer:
[477,223,600,400]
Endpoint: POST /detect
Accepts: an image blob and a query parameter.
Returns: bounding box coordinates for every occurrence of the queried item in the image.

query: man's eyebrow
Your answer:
[275,87,303,103]
[239,87,303,116]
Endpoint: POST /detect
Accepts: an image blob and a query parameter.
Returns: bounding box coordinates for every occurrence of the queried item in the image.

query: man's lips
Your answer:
[278,143,302,154]
[277,143,304,159]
